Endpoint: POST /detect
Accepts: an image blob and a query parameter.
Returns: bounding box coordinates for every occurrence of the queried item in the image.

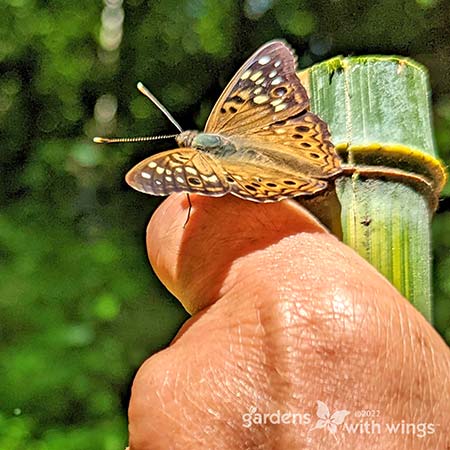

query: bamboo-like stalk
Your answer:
[300,56,447,321]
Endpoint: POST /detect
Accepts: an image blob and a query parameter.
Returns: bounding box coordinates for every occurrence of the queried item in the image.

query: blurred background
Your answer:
[1,0,449,448]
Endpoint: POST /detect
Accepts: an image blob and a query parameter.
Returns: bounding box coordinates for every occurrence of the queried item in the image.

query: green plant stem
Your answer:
[301,56,447,321]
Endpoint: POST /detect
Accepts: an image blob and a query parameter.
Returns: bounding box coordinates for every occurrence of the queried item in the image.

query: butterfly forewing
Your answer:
[205,40,310,136]
[125,148,230,197]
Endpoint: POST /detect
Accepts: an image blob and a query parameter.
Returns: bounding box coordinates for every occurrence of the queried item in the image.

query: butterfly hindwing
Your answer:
[230,111,341,179]
[221,160,328,202]
[205,40,310,135]
[125,148,230,197]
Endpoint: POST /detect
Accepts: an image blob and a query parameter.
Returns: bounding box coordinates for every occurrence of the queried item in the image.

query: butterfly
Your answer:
[103,40,342,202]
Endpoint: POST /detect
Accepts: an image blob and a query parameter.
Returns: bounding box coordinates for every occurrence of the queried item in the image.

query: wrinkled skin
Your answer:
[128,193,450,450]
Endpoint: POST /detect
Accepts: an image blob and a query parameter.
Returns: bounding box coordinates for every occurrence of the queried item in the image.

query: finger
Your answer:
[147,193,340,313]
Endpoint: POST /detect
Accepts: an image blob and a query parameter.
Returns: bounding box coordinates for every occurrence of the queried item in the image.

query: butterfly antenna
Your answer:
[137,82,184,133]
[93,134,178,144]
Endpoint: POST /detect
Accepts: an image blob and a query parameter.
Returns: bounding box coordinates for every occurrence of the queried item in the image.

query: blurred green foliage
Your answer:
[1,0,449,448]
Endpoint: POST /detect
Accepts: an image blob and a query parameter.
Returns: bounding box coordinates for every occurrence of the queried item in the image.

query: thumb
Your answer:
[146,193,334,314]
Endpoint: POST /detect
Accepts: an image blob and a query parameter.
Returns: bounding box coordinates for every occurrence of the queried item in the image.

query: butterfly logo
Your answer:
[96,40,342,202]
[309,400,350,441]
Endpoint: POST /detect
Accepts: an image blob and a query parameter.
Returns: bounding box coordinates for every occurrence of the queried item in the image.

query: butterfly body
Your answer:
[125,40,342,203]
[188,132,237,159]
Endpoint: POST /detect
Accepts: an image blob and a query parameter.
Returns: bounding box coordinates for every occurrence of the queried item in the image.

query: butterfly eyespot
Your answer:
[292,134,303,139]
[266,182,277,187]
[230,95,245,104]
[301,142,312,148]
[295,125,310,132]
[283,180,297,186]
[244,184,257,192]
[229,106,238,114]
[220,107,226,114]
[254,177,262,182]
[272,86,288,97]
[188,177,201,185]
[310,152,321,159]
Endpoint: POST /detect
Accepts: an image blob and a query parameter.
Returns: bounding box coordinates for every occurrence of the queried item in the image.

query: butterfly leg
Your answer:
[183,193,192,228]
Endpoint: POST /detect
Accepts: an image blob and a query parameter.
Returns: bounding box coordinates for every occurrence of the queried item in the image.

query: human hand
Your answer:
[127,194,450,449]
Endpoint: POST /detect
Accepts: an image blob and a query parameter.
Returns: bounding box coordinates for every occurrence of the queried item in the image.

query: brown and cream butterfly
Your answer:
[96,40,341,202]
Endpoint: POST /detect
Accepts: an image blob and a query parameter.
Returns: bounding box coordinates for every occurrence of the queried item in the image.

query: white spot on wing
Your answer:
[269,70,277,78]
[271,98,283,106]
[176,176,185,183]
[274,60,281,67]
[250,70,263,81]
[255,77,265,85]
[258,55,271,65]
[271,77,283,85]
[165,176,172,182]
[148,161,157,168]
[274,103,287,112]
[185,167,198,175]
[201,174,219,182]
[141,172,151,179]
[253,95,269,104]
[156,167,165,174]
[241,69,252,80]
[165,169,172,175]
